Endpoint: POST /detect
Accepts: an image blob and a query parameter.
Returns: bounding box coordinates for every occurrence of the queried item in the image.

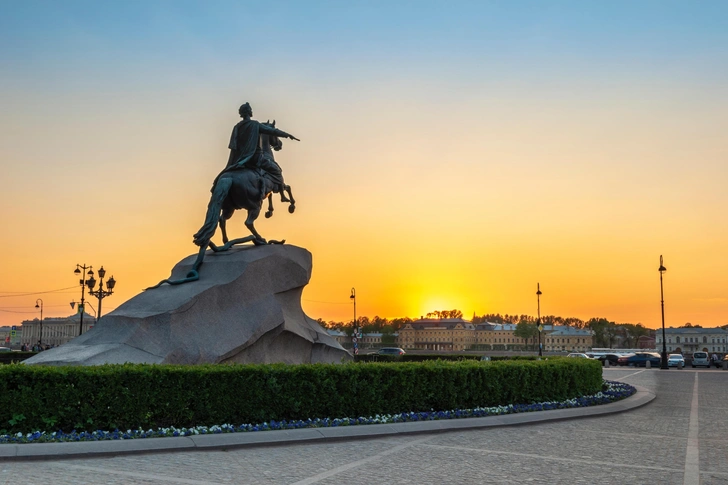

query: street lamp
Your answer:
[350,288,358,355]
[74,264,94,336]
[86,266,116,322]
[536,283,543,357]
[34,298,43,348]
[659,255,668,369]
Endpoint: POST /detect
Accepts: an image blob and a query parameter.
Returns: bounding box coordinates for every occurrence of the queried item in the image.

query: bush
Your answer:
[0,359,601,435]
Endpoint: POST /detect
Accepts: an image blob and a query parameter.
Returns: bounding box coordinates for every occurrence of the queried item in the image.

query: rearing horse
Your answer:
[148,125,296,288]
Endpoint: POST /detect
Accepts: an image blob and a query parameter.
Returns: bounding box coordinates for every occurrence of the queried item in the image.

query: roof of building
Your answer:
[665,327,728,334]
[21,313,96,325]
[325,329,398,337]
[409,318,475,330]
[547,326,592,336]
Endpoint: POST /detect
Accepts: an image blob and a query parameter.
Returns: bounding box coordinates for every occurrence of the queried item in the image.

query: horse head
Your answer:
[263,120,283,151]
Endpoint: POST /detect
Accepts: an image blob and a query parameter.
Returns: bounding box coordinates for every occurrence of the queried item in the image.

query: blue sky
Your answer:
[2,1,727,327]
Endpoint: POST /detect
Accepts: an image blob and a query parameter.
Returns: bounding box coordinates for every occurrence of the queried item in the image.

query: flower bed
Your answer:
[0,380,635,444]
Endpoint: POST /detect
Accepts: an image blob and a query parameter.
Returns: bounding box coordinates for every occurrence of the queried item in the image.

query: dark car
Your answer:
[712,354,728,368]
[377,347,406,356]
[618,352,661,367]
[596,353,621,366]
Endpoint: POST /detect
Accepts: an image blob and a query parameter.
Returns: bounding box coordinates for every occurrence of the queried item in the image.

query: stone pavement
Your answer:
[1,368,725,484]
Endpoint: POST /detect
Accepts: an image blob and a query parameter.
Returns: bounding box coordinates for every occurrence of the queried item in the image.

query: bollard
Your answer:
[678,361,683,369]
[723,361,727,370]
[646,360,651,369]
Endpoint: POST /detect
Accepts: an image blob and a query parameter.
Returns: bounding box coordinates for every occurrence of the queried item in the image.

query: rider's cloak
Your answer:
[227,119,262,170]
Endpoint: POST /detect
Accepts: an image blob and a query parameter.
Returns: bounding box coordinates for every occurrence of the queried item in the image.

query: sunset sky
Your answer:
[1,1,727,329]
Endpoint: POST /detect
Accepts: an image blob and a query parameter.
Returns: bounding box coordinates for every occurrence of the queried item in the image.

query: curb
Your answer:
[0,384,654,461]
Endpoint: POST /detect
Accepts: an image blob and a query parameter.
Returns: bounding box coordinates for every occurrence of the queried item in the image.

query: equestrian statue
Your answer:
[150,102,299,288]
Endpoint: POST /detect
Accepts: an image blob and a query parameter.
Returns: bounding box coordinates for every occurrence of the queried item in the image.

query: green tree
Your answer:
[514,320,538,350]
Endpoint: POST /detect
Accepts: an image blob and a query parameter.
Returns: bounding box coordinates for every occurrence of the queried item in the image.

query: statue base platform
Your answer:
[24,245,351,366]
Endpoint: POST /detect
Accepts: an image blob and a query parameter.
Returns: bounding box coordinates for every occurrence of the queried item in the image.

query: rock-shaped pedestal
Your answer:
[24,245,351,365]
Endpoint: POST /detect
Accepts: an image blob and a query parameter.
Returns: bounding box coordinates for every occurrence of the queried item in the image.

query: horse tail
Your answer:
[193,176,232,246]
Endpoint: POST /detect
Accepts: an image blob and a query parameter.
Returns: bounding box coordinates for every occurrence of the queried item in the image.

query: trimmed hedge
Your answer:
[0,359,601,435]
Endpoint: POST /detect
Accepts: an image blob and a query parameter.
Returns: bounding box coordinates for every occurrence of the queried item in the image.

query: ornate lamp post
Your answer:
[536,283,543,357]
[659,255,668,369]
[74,264,93,336]
[34,298,43,348]
[86,266,116,322]
[350,288,358,355]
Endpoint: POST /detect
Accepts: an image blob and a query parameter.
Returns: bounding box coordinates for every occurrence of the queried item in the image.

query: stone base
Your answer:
[24,245,351,366]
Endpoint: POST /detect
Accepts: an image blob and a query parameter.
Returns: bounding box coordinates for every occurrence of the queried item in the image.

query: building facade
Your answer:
[543,326,593,352]
[20,313,95,347]
[655,327,728,354]
[398,319,593,352]
[397,318,476,351]
[325,329,397,350]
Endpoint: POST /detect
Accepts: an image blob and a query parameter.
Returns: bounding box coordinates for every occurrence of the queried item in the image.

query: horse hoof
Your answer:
[265,211,273,219]
[253,237,267,246]
[288,205,295,214]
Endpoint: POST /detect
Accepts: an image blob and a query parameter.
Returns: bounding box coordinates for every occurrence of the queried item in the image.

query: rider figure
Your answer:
[224,102,298,183]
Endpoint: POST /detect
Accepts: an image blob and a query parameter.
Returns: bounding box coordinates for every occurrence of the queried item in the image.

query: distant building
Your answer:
[20,313,95,347]
[398,319,593,352]
[398,318,475,351]
[637,335,656,349]
[326,329,397,350]
[655,327,728,354]
[543,326,592,353]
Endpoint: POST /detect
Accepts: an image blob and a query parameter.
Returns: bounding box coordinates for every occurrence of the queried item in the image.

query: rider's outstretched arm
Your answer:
[259,123,300,141]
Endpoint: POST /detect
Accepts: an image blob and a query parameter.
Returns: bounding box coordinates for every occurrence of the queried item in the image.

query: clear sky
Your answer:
[1,1,727,329]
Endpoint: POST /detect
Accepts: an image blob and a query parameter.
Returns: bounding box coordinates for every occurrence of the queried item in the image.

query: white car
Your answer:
[566,353,590,358]
[691,351,711,368]
[667,354,685,367]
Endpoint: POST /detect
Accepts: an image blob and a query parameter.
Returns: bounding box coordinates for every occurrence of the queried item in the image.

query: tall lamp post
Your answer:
[86,266,116,322]
[659,255,668,369]
[34,299,43,348]
[536,283,543,357]
[74,264,93,336]
[350,288,358,355]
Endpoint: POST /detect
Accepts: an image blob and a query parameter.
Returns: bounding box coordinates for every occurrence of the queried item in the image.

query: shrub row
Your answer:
[0,359,601,435]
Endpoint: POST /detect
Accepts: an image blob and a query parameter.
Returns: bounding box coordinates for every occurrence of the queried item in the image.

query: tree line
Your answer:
[317,310,666,349]
[318,309,727,349]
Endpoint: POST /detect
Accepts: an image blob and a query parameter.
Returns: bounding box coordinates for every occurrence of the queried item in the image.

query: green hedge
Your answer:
[0,359,601,434]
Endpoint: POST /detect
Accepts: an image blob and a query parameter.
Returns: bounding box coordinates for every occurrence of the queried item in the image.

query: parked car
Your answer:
[566,353,590,358]
[616,353,636,366]
[714,354,728,368]
[667,354,685,367]
[377,347,406,356]
[595,353,621,366]
[0,347,12,352]
[691,351,710,368]
[618,352,661,367]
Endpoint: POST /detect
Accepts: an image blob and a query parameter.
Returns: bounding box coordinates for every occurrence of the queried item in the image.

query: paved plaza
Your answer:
[1,368,726,484]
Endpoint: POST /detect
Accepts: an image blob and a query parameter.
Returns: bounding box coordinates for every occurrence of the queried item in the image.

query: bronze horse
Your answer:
[149,124,295,288]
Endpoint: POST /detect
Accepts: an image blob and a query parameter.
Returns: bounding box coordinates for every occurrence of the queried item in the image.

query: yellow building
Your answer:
[397,318,476,351]
[398,319,593,352]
